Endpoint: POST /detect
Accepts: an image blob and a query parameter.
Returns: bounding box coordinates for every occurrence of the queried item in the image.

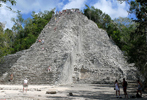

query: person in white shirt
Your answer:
[41,39,44,44]
[23,78,28,92]
[115,80,121,98]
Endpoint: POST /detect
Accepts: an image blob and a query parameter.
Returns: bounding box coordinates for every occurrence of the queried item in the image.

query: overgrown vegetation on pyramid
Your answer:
[0,9,138,85]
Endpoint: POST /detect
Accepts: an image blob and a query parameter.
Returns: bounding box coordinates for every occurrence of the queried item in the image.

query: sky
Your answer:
[0,0,133,30]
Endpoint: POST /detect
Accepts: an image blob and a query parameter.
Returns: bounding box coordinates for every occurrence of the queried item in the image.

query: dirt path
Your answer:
[0,84,147,100]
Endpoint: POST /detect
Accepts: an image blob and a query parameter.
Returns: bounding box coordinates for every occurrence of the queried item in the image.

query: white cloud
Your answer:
[0,0,129,29]
[0,0,61,29]
[62,0,87,10]
[14,0,57,14]
[57,2,64,10]
[0,3,17,30]
[93,0,129,19]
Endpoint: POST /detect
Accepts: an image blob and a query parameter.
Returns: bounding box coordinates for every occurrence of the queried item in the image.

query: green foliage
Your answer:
[107,22,121,45]
[84,5,111,29]
[127,0,147,79]
[116,0,147,82]
[0,23,6,58]
[112,17,138,51]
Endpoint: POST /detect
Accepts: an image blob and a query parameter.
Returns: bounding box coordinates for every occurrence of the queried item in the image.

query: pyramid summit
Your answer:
[0,9,138,85]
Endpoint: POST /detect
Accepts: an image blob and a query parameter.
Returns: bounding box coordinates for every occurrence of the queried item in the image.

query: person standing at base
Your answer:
[137,80,142,97]
[23,78,28,92]
[122,78,128,98]
[115,80,121,98]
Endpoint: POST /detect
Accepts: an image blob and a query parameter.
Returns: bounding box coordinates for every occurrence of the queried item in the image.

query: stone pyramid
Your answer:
[0,9,138,85]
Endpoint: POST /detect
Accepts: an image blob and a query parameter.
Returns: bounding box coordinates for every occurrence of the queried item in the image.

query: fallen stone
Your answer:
[37,89,41,91]
[69,92,73,96]
[46,90,56,94]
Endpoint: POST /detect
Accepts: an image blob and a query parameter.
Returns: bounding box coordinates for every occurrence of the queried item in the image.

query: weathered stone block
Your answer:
[46,91,56,94]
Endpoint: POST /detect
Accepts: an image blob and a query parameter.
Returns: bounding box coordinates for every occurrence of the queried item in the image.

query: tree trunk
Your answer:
[146,27,147,45]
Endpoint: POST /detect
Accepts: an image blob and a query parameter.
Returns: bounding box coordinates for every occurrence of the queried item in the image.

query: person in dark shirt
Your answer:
[122,78,128,98]
[137,80,142,97]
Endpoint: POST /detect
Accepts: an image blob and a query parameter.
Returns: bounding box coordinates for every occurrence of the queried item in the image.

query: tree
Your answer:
[84,5,111,29]
[0,23,4,59]
[117,0,147,44]
[4,28,15,48]
[117,0,147,84]
[113,17,138,51]
[106,22,121,47]
[128,0,147,82]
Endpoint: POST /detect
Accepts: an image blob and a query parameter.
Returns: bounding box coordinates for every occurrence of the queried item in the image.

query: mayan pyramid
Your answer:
[0,9,138,85]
